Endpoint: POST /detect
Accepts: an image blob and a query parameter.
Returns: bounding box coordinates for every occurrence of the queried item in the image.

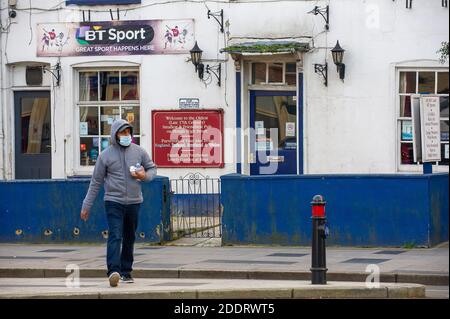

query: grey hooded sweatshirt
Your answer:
[81,119,157,212]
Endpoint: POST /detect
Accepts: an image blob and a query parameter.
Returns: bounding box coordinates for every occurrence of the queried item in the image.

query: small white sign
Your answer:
[179,98,200,109]
[267,155,284,163]
[445,144,449,159]
[255,121,265,135]
[286,122,296,137]
[80,122,88,136]
[420,96,441,162]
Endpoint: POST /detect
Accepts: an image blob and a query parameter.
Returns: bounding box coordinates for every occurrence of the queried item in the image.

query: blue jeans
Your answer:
[105,201,140,277]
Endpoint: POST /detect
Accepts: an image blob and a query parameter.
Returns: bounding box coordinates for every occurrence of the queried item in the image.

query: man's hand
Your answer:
[80,209,89,222]
[132,167,146,181]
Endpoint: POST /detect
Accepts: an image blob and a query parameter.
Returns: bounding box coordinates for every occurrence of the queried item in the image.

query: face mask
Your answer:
[119,135,132,147]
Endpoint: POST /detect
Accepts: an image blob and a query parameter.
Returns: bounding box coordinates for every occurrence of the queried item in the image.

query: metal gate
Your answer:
[169,173,221,239]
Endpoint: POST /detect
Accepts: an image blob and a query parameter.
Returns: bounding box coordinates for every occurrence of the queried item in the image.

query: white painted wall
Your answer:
[0,0,448,181]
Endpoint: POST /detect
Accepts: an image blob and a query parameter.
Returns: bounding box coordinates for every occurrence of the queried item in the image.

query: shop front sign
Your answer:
[37,19,194,57]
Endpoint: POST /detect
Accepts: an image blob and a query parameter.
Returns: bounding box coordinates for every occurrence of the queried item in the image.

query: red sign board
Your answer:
[152,109,224,167]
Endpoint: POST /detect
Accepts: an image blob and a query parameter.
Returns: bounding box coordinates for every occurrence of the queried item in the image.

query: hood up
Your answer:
[110,119,133,146]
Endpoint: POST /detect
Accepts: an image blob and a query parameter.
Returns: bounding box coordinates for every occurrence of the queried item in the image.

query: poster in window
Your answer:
[401,121,413,141]
[127,112,135,123]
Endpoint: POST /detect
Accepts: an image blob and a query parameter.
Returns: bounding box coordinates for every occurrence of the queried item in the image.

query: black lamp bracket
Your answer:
[207,9,224,33]
[109,8,120,20]
[42,63,61,87]
[314,63,328,87]
[206,64,221,86]
[308,5,329,30]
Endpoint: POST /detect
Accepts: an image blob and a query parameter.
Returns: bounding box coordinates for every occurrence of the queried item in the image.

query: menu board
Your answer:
[420,96,441,162]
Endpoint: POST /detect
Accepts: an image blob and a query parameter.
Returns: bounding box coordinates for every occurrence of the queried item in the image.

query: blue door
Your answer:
[250,90,299,175]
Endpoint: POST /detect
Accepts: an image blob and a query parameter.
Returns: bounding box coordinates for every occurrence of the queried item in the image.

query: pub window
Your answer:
[78,70,140,167]
[398,70,449,167]
[251,62,297,86]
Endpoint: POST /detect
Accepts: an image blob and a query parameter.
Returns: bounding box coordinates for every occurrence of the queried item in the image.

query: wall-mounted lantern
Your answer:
[331,40,345,81]
[190,41,222,86]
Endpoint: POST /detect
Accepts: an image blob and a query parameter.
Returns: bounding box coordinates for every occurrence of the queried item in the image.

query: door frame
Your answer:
[13,90,52,179]
[249,89,301,175]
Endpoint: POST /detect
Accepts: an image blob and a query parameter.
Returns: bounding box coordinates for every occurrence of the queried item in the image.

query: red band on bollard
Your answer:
[312,205,325,217]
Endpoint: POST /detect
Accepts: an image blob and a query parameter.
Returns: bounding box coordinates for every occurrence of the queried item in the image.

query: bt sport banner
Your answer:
[36,19,195,57]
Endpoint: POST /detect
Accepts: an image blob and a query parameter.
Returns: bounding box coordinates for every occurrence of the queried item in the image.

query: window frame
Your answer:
[75,67,141,174]
[396,67,449,172]
[250,61,297,87]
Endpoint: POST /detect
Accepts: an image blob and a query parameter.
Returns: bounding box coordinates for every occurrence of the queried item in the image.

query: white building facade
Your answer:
[0,0,448,181]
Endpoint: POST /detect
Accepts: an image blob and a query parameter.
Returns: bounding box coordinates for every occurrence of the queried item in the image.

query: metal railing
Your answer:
[169,173,221,239]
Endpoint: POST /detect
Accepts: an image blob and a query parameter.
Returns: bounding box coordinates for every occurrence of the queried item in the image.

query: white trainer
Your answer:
[108,272,120,287]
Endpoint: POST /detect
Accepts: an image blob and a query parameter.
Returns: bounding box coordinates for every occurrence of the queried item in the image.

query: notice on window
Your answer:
[420,96,441,162]
[445,144,449,159]
[255,137,273,151]
[80,122,88,136]
[286,122,296,137]
[255,121,265,135]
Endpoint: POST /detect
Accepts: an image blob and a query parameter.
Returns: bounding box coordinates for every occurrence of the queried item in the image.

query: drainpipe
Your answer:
[0,3,6,180]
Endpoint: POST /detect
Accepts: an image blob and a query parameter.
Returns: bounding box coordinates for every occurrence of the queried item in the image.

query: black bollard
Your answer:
[310,195,328,284]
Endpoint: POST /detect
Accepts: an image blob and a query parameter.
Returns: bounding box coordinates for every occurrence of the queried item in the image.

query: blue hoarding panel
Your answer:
[220,173,449,247]
[0,176,169,243]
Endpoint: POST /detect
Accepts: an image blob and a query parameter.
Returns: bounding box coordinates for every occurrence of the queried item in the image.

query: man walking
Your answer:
[80,119,157,287]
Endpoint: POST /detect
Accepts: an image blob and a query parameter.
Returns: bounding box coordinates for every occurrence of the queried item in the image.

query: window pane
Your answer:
[418,72,435,94]
[121,71,139,100]
[132,136,140,145]
[286,63,296,73]
[252,63,266,84]
[401,143,415,164]
[268,63,283,83]
[80,137,98,166]
[100,106,121,135]
[255,95,296,150]
[437,72,449,94]
[79,107,98,135]
[400,96,412,117]
[100,71,120,101]
[20,97,51,154]
[400,72,416,93]
[79,72,98,101]
[441,120,449,142]
[121,106,140,135]
[439,144,449,165]
[285,74,296,86]
[401,120,413,141]
[440,96,449,118]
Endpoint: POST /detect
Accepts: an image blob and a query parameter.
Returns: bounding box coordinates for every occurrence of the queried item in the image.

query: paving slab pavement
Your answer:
[0,243,447,286]
[0,277,426,299]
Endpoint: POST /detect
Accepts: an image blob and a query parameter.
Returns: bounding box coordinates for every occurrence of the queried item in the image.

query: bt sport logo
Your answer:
[76,24,154,45]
